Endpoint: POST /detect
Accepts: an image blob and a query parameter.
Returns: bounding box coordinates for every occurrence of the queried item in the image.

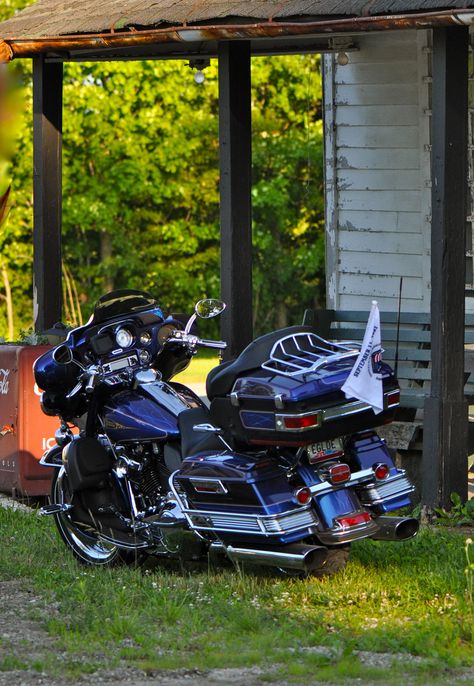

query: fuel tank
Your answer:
[102,381,203,443]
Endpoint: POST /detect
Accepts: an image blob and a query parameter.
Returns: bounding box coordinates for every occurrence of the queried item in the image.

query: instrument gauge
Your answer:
[139,332,152,346]
[115,328,134,348]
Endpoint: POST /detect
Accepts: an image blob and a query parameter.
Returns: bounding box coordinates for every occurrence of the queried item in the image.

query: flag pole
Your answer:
[394,277,403,378]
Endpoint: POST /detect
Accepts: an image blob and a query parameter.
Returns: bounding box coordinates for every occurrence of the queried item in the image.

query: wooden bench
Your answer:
[303,309,474,453]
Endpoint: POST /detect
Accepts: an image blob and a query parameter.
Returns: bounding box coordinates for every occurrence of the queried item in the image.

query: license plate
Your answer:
[307,437,344,463]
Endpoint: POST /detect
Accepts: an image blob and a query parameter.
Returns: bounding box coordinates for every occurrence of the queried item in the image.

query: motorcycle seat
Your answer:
[206,326,314,400]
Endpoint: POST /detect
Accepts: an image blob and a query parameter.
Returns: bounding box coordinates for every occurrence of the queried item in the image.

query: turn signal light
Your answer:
[336,512,371,529]
[373,462,390,480]
[294,487,312,506]
[328,463,351,484]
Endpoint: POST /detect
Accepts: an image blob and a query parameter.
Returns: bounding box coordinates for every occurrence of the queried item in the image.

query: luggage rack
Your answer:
[261,332,360,378]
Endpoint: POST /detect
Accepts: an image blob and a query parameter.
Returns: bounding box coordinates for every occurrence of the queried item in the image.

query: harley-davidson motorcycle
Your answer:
[35,289,418,576]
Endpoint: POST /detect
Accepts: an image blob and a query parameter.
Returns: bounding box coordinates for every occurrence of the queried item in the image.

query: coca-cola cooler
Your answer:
[0,345,58,497]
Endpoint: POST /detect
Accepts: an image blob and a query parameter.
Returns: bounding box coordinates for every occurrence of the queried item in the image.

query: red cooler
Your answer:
[0,345,57,497]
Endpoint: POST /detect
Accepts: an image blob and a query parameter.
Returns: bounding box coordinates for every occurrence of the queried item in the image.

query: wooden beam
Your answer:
[218,41,253,359]
[422,26,469,508]
[33,56,63,332]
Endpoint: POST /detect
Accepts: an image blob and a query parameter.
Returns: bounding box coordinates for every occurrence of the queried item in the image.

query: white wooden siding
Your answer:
[323,30,431,313]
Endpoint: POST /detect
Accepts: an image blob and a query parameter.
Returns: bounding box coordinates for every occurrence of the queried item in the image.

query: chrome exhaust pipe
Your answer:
[209,542,328,572]
[372,516,419,541]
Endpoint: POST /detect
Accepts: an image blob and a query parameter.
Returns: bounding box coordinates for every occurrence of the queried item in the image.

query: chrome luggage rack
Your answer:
[261,332,361,378]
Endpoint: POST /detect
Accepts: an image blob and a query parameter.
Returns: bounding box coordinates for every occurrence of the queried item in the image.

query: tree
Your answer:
[0,0,326,339]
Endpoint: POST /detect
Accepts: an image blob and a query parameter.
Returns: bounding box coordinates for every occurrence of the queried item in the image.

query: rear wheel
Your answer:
[278,544,350,578]
[51,468,147,567]
[310,545,350,577]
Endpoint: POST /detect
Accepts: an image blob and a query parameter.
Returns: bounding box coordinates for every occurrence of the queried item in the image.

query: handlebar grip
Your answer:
[85,371,98,394]
[197,339,227,350]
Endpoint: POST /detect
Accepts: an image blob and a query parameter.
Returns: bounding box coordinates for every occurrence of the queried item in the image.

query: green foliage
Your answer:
[434,492,474,527]
[0,0,326,339]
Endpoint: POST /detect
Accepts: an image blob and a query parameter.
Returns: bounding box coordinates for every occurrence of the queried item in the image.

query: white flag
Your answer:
[341,300,384,414]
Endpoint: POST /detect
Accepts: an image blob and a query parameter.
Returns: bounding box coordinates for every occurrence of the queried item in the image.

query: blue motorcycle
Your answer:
[35,289,418,575]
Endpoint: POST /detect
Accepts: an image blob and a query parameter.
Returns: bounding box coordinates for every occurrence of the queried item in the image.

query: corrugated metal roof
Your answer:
[1,0,474,38]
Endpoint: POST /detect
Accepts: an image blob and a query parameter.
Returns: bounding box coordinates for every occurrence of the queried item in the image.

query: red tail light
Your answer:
[373,462,390,480]
[386,390,400,407]
[294,487,312,506]
[336,512,371,529]
[328,463,351,484]
[283,413,320,430]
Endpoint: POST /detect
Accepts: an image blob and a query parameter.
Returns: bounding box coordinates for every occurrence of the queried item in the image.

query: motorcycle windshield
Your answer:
[90,290,164,324]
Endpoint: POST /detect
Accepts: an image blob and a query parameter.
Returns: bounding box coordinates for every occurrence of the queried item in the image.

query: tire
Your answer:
[309,545,350,577]
[278,544,350,579]
[51,468,147,567]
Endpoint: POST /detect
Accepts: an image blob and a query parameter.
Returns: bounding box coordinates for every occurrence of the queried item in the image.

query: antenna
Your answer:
[394,277,403,378]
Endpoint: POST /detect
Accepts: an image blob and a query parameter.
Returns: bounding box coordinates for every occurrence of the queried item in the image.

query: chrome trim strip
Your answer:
[359,473,414,505]
[188,477,228,495]
[308,467,375,496]
[181,504,319,537]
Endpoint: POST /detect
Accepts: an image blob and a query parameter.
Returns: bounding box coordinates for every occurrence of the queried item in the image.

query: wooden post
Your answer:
[422,27,469,508]
[33,56,63,332]
[218,41,253,359]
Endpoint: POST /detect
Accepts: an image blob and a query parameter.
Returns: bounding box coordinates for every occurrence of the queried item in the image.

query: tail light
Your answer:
[280,412,321,431]
[373,462,390,480]
[328,463,351,484]
[336,512,371,529]
[386,389,400,408]
[294,487,312,506]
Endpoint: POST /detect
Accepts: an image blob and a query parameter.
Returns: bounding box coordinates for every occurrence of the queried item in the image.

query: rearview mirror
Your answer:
[195,299,226,320]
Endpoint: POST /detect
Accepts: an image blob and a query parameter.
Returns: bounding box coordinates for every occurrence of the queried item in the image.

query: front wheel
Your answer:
[51,468,146,567]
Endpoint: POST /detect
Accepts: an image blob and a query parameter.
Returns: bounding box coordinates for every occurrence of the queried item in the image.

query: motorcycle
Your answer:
[35,289,418,576]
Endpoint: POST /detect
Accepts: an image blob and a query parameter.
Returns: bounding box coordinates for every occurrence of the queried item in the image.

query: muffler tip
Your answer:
[394,517,419,540]
[305,546,328,572]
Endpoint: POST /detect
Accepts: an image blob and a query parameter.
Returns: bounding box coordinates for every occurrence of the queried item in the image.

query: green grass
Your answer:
[0,506,473,683]
[174,349,219,386]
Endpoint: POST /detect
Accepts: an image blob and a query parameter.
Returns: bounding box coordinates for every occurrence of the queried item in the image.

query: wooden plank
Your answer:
[336,147,419,170]
[338,293,425,311]
[335,62,417,85]
[422,26,469,508]
[338,230,423,254]
[338,209,421,232]
[335,105,418,128]
[340,252,420,277]
[337,126,419,150]
[33,56,63,332]
[338,190,421,213]
[338,274,422,299]
[337,169,420,192]
[218,41,252,360]
[335,83,418,106]
[334,327,431,343]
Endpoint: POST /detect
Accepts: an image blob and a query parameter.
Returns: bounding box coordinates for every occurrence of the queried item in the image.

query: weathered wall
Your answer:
[323,30,432,312]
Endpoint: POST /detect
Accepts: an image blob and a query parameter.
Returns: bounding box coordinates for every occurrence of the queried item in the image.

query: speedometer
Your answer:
[115,328,134,348]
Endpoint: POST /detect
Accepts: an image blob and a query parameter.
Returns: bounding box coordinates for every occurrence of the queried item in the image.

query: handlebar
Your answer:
[165,331,227,350]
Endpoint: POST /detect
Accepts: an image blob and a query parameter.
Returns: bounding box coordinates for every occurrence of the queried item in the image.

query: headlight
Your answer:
[115,328,134,348]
